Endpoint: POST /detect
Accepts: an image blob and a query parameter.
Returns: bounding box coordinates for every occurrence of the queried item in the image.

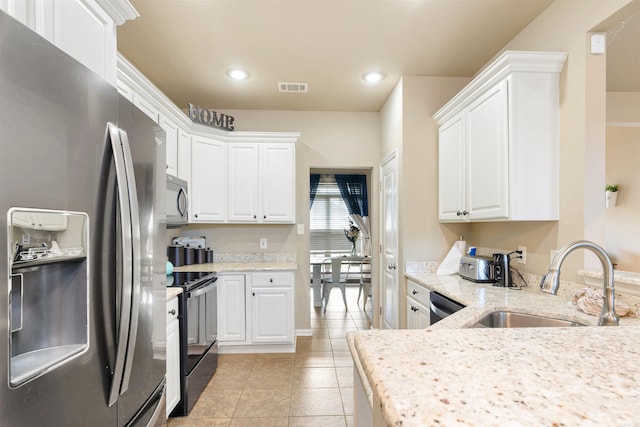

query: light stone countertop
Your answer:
[166,286,182,301]
[349,273,640,426]
[173,261,297,273]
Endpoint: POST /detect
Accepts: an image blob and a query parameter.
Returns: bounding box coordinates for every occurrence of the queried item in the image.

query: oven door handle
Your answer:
[189,281,217,298]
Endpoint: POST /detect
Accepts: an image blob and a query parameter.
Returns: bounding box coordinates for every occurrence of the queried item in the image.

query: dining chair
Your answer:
[321,257,348,312]
[357,260,372,309]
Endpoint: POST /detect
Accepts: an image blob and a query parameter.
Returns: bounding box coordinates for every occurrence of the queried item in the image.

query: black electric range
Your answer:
[167,270,218,416]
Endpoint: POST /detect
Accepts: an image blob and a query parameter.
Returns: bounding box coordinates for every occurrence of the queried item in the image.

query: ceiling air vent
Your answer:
[278,82,308,93]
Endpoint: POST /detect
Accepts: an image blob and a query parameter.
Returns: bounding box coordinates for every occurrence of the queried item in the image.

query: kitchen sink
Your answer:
[469,311,587,328]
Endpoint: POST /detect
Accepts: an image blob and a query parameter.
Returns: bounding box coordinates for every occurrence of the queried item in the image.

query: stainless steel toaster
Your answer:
[459,255,495,283]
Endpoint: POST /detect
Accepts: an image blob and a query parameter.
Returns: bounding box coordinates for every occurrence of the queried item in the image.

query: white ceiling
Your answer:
[117,0,638,113]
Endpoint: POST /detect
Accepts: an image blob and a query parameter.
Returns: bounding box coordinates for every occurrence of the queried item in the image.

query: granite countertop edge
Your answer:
[173,261,298,273]
[350,273,640,426]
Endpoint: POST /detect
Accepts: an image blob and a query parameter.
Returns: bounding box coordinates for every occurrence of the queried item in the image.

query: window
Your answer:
[310,181,351,254]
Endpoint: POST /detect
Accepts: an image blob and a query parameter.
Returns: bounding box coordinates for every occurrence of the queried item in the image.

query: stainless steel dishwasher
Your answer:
[429,291,465,325]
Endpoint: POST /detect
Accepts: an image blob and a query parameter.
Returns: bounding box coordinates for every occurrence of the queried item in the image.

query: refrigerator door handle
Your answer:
[118,127,142,395]
[107,123,134,407]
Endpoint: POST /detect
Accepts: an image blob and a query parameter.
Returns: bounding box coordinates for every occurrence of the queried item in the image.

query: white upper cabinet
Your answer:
[177,129,192,184]
[434,51,567,222]
[191,136,227,223]
[228,142,296,224]
[228,143,260,222]
[0,0,137,85]
[159,115,179,176]
[261,143,296,223]
[438,112,466,221]
[115,56,299,225]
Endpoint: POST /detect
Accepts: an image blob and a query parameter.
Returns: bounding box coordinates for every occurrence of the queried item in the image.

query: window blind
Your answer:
[309,182,352,253]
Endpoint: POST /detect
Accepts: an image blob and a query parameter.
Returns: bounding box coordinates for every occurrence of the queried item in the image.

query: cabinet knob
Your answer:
[412,290,418,295]
[252,292,256,296]
[253,215,257,219]
[456,211,462,216]
[269,278,273,283]
[462,210,469,216]
[263,215,267,219]
[168,309,176,315]
[195,213,198,218]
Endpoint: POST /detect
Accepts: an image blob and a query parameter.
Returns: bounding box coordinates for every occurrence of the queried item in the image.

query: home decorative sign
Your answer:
[188,103,235,131]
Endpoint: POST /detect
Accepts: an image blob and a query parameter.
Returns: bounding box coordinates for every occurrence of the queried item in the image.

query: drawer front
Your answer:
[167,297,179,323]
[252,271,294,288]
[407,280,429,307]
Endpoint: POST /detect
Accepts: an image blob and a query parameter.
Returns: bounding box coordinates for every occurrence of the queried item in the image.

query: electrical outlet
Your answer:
[260,238,268,249]
[297,224,304,235]
[517,246,526,264]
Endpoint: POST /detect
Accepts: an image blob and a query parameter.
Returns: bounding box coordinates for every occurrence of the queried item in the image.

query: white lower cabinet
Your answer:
[166,296,180,418]
[406,280,430,329]
[251,272,294,343]
[218,271,295,352]
[217,275,246,342]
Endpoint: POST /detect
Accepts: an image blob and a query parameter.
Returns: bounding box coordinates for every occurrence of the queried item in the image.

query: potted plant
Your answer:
[606,184,618,208]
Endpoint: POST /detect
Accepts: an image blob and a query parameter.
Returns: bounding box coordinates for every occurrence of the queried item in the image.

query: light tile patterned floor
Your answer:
[168,286,372,427]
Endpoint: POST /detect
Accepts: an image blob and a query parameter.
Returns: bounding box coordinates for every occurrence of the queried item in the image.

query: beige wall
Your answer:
[379,76,470,327]
[466,0,633,281]
[605,91,640,270]
[175,110,380,331]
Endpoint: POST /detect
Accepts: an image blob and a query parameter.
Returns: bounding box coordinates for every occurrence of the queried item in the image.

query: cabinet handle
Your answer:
[412,290,418,295]
[168,309,176,315]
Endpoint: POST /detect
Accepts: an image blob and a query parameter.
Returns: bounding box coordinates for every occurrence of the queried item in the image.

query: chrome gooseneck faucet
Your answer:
[540,240,619,326]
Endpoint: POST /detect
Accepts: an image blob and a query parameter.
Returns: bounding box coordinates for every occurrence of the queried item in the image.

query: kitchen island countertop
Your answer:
[349,273,640,426]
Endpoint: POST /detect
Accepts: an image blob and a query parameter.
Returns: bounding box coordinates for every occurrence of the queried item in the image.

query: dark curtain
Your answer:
[335,174,368,216]
[309,174,321,208]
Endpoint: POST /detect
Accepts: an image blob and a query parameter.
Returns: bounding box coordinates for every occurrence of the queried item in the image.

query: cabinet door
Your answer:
[177,129,191,183]
[132,92,160,123]
[406,298,430,329]
[261,143,295,223]
[466,80,509,220]
[406,299,418,329]
[159,115,179,177]
[416,303,430,329]
[438,113,466,221]
[191,136,227,222]
[218,275,246,342]
[227,143,260,222]
[9,0,119,84]
[166,298,180,418]
[251,287,294,343]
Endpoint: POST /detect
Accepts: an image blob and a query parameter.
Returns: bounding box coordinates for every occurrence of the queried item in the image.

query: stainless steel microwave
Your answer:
[167,174,188,227]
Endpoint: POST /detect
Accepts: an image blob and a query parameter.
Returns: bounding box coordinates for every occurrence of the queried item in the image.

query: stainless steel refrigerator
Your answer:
[0,10,167,426]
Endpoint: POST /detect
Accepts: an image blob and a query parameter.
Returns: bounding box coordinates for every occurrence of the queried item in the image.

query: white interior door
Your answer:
[380,152,398,329]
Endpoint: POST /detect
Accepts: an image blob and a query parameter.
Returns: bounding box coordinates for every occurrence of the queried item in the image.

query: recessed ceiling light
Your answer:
[226,69,250,80]
[362,71,385,83]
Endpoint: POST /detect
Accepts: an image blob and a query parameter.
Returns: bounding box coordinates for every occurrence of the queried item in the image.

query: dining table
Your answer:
[310,255,371,307]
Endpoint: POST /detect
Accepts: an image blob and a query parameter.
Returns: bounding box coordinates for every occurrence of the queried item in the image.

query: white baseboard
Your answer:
[296,329,313,337]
